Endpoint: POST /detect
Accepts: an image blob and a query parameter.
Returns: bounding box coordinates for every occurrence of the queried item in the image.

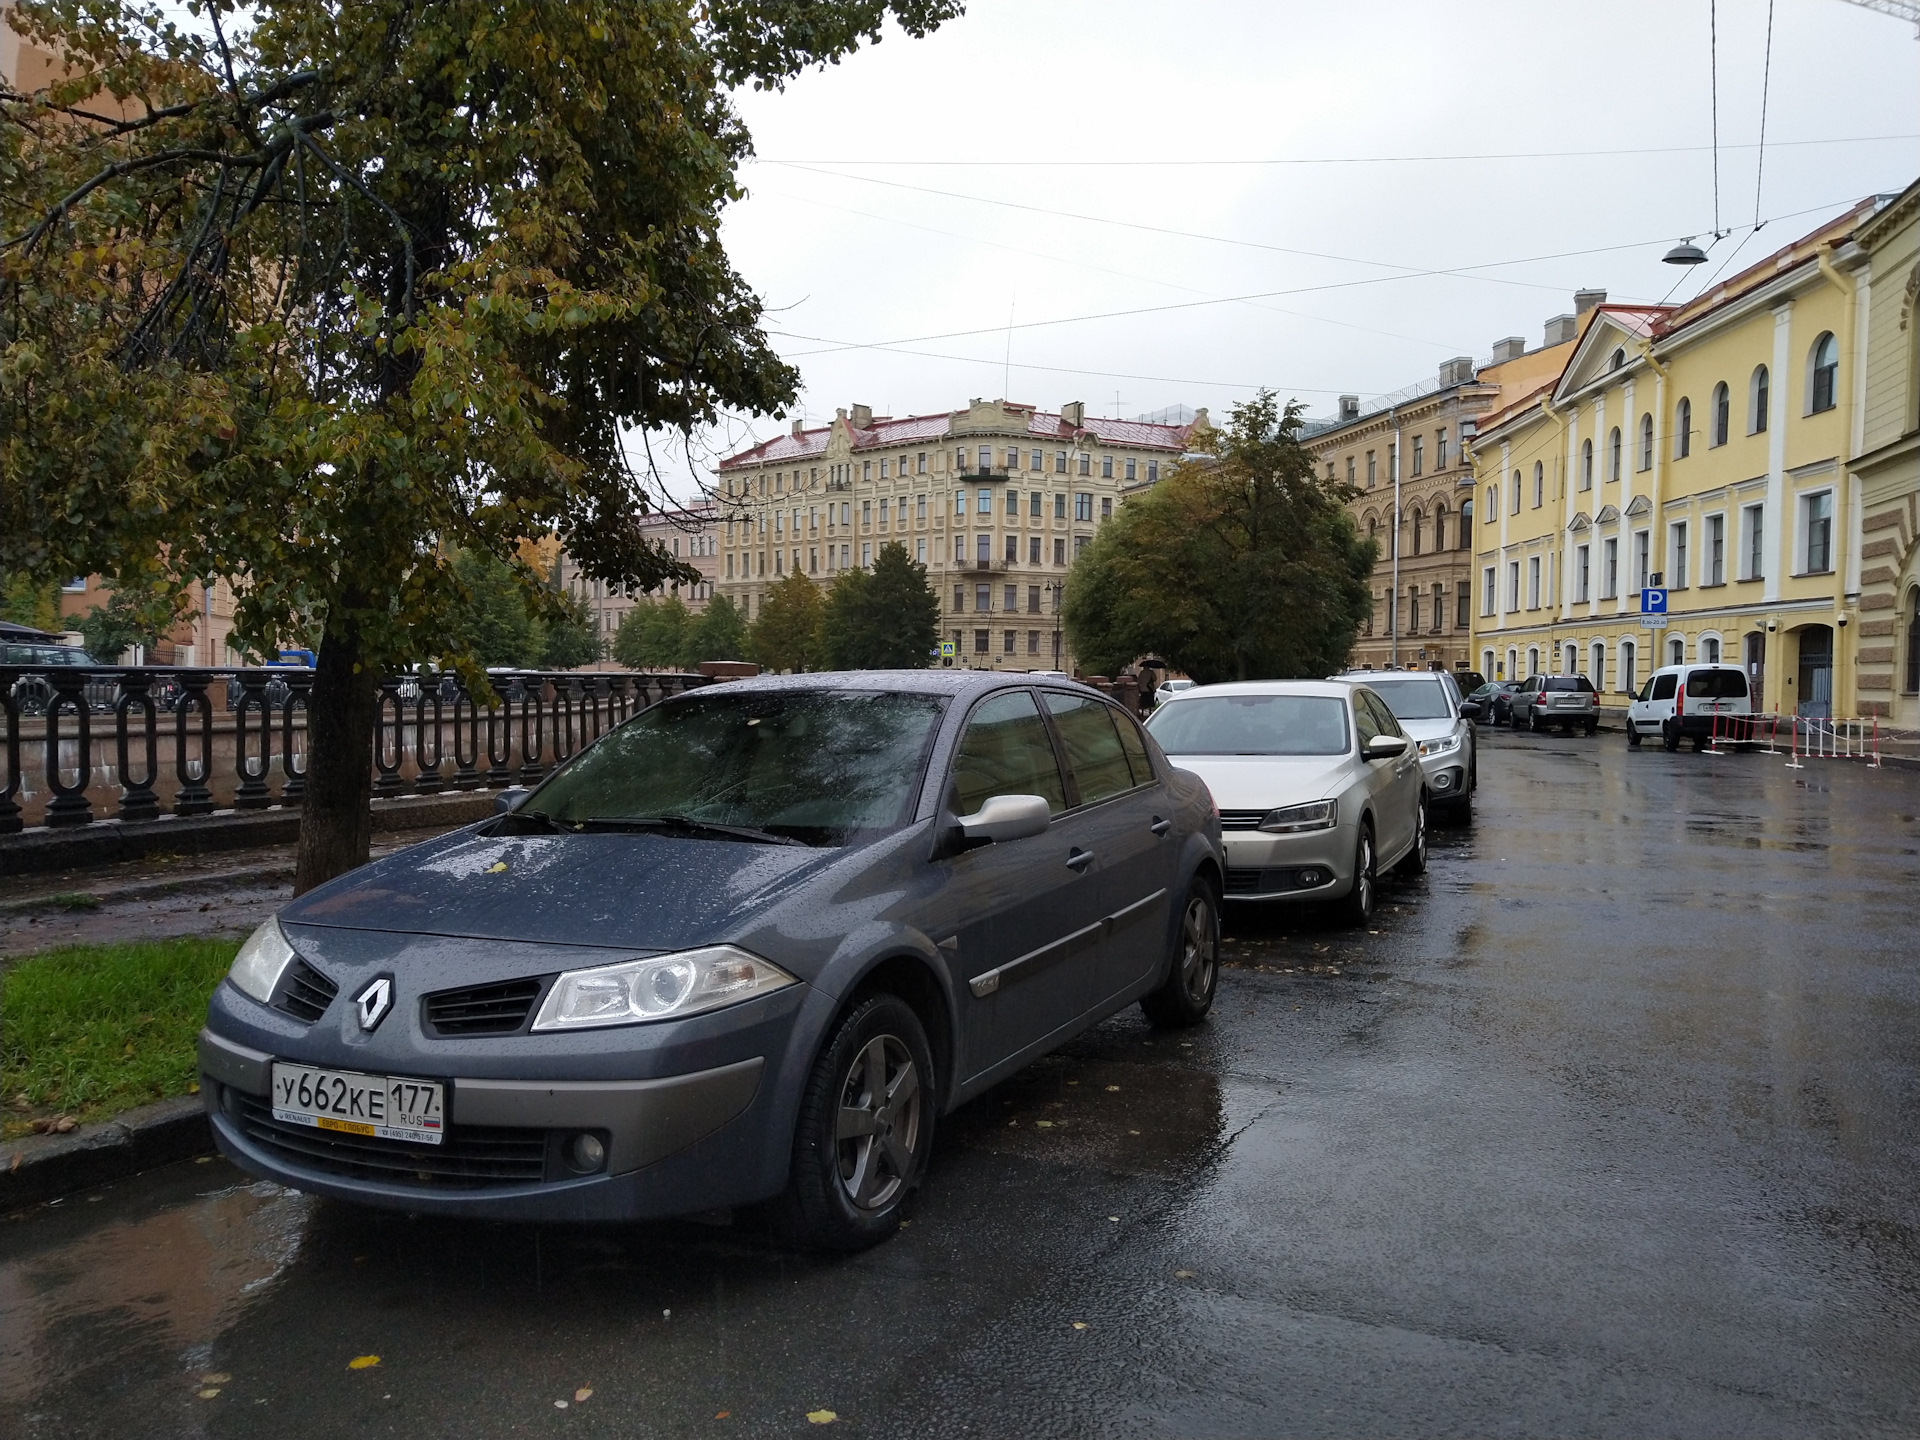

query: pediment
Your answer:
[1596,504,1620,523]
[1552,307,1666,404]
[1567,511,1591,532]
[1624,495,1652,516]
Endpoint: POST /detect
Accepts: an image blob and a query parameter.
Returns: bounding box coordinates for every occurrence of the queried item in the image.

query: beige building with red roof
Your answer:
[715,398,1205,673]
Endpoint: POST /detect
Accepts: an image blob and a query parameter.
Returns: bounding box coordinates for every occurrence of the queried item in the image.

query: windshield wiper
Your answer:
[490,808,562,833]
[576,815,808,847]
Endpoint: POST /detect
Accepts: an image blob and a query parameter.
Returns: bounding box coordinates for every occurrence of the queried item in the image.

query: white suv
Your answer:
[1626,664,1754,752]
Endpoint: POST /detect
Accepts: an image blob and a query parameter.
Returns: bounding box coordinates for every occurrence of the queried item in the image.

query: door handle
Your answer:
[1149,817,1171,836]
[1065,848,1094,872]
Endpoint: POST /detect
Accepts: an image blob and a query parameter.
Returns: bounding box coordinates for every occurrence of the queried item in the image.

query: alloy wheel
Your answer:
[1355,831,1374,914]
[1179,893,1218,1005]
[835,1035,922,1212]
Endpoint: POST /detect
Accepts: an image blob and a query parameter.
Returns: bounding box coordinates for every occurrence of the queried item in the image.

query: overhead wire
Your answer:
[1711,0,1723,238]
[1755,0,1776,228]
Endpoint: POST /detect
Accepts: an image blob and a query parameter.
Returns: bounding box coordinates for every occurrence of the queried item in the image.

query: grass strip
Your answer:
[2,937,239,1138]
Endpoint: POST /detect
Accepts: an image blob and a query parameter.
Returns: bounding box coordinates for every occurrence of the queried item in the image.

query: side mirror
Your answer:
[494,786,531,815]
[956,793,1052,845]
[1458,702,1477,719]
[1366,735,1409,760]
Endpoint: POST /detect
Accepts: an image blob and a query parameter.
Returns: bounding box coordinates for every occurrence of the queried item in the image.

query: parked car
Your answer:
[1626,664,1754,752]
[1508,674,1599,734]
[1156,678,1196,705]
[1454,670,1487,695]
[1466,681,1520,725]
[1144,679,1425,925]
[199,671,1223,1248]
[1348,669,1477,822]
[0,640,116,715]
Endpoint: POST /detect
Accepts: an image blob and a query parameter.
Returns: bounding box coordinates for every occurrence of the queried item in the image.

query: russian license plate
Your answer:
[270,1062,444,1145]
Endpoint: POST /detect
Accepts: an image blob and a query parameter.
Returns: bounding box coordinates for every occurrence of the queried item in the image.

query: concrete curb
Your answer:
[0,864,296,916]
[0,791,496,878]
[1,1093,212,1209]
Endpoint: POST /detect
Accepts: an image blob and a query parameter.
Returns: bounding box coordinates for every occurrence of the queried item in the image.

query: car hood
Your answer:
[1163,753,1354,808]
[278,823,849,950]
[1395,717,1459,743]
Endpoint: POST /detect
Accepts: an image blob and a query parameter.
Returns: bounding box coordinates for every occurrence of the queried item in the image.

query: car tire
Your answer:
[774,993,935,1252]
[1396,794,1429,877]
[1528,711,1543,734]
[1584,720,1598,737]
[1335,823,1377,928]
[1628,723,1643,748]
[1662,724,1680,753]
[1140,878,1220,1029]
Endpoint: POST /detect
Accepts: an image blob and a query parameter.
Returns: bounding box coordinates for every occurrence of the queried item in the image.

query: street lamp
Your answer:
[1045,580,1064,672]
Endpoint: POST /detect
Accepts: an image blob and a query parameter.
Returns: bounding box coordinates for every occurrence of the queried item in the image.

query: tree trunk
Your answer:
[293,616,379,895]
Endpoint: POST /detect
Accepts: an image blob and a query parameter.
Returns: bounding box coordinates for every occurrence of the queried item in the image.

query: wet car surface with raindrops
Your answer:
[5,725,1918,1438]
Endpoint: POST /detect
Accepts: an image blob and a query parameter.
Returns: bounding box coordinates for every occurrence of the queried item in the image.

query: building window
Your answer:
[1346,457,1356,485]
[917,452,928,474]
[918,494,928,522]
[1576,544,1591,601]
[1412,436,1424,476]
[1459,498,1472,550]
[1430,583,1444,632]
[953,535,966,564]
[1506,561,1520,613]
[1750,366,1770,434]
[1456,586,1470,629]
[1074,535,1089,558]
[1602,537,1618,598]
[1906,590,1920,694]
[1147,460,1159,482]
[1410,508,1423,556]
[1028,586,1041,614]
[1433,504,1447,551]
[1124,457,1137,481]
[1437,428,1449,468]
[1533,461,1544,508]
[978,446,992,472]
[1055,451,1068,473]
[1702,635,1721,663]
[916,538,927,563]
[955,489,967,515]
[1101,497,1113,520]
[1527,646,1540,677]
[1004,488,1019,515]
[1609,426,1622,482]
[1005,534,1018,563]
[1669,636,1685,666]
[1711,382,1730,447]
[1670,522,1689,588]
[1028,631,1041,655]
[977,488,992,514]
[1029,535,1041,564]
[975,583,991,612]
[1101,455,1113,478]
[1633,531,1649,590]
[1639,413,1653,470]
[1810,332,1839,413]
[1482,567,1496,616]
[1706,514,1725,585]
[1006,447,1020,470]
[1054,538,1066,565]
[1030,450,1042,471]
[1029,490,1042,516]
[1675,398,1692,458]
[1622,640,1637,696]
[1803,491,1834,573]
[954,585,966,613]
[1580,439,1593,491]
[1591,641,1606,692]
[974,629,990,654]
[1409,588,1421,633]
[1074,492,1094,522]
[1054,492,1067,519]
[977,534,992,566]
[861,543,872,567]
[1742,503,1764,580]
[1001,629,1015,654]
[1526,556,1541,609]
[1078,453,1091,476]
[1367,451,1377,487]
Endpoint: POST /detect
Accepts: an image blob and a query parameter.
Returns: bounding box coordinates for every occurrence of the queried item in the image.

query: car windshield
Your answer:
[1145,694,1349,756]
[1685,670,1747,698]
[518,689,946,846]
[1358,677,1455,720]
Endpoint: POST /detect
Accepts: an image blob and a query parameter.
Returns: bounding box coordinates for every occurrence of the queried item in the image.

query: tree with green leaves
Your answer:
[540,590,602,670]
[450,549,544,667]
[751,569,823,673]
[611,595,689,670]
[75,586,175,660]
[0,0,962,890]
[1063,391,1375,684]
[821,543,941,670]
[680,593,748,668]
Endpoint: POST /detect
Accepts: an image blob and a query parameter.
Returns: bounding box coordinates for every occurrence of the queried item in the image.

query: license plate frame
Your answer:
[270,1062,445,1146]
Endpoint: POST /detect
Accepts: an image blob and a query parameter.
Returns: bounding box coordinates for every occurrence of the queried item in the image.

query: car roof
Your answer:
[1160,679,1354,701]
[1337,669,1448,682]
[677,669,1101,701]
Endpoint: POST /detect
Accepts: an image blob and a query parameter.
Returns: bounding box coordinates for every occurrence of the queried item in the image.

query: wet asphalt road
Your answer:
[4,731,1919,1437]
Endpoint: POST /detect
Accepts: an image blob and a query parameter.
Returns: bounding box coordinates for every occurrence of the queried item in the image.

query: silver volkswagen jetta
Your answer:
[1144,680,1426,924]
[198,672,1222,1250]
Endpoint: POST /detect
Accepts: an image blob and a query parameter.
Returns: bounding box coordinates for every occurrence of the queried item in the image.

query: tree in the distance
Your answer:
[680,593,749,669]
[540,591,603,670]
[0,0,962,891]
[1063,392,1375,683]
[611,596,691,670]
[751,569,824,673]
[821,543,941,670]
[451,549,544,668]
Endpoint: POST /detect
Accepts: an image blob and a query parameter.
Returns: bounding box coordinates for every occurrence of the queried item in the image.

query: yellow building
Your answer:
[1469,200,1887,718]
[714,399,1203,672]
[1850,177,1920,733]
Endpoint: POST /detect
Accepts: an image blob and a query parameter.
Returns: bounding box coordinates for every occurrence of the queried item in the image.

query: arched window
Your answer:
[1750,365,1770,434]
[1669,636,1685,666]
[1609,426,1622,482]
[1810,332,1839,413]
[1675,397,1692,458]
[1410,507,1423,556]
[1533,461,1544,507]
[1459,499,1473,550]
[1906,589,1920,695]
[1639,413,1654,470]
[1526,646,1540,677]
[1433,503,1448,551]
[1711,382,1730,447]
[1486,485,1497,523]
[1609,348,1626,371]
[1591,640,1606,692]
[1580,439,1593,490]
[1431,582,1444,632]
[1510,471,1520,515]
[1622,639,1638,695]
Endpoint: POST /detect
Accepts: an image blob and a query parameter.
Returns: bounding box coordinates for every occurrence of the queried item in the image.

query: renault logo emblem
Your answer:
[355,976,393,1033]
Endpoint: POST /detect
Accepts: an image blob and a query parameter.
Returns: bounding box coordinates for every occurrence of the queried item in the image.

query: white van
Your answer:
[1626,664,1754,752]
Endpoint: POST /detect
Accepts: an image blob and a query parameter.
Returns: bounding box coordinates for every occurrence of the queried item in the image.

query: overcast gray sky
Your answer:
[681,0,1916,482]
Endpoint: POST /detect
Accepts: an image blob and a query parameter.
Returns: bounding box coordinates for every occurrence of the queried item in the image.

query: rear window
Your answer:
[1359,676,1455,719]
[1145,694,1351,756]
[1544,677,1595,693]
[1684,669,1747,699]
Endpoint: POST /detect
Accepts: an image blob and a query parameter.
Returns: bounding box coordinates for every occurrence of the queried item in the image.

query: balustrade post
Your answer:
[517,675,548,784]
[114,668,161,822]
[233,670,274,809]
[413,676,447,793]
[551,675,577,766]
[0,675,23,834]
[451,676,482,789]
[43,667,94,827]
[485,675,515,786]
[280,669,311,805]
[172,671,215,815]
[373,677,407,795]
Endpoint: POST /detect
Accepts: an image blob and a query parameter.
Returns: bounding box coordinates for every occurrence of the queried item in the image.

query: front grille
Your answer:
[423,976,551,1036]
[273,958,339,1023]
[228,1091,549,1188]
[1224,868,1261,893]
[1218,810,1269,831]
[1224,867,1330,897]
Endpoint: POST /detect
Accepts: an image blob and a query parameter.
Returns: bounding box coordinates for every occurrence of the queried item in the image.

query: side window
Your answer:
[1351,695,1383,747]
[1042,691,1136,804]
[1362,692,1404,737]
[1651,674,1678,701]
[950,692,1068,816]
[1112,709,1155,787]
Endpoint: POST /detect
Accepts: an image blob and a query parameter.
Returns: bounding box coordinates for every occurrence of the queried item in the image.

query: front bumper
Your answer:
[1219,825,1350,902]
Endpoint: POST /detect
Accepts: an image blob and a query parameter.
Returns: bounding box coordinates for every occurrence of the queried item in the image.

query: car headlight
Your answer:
[228,917,296,1003]
[532,945,797,1031]
[1258,800,1337,833]
[1418,734,1462,757]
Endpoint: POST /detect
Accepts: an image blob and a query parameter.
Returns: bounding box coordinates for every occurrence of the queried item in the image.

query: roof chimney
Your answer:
[1438,356,1475,387]
[1574,288,1607,316]
[850,403,872,429]
[791,417,804,438]
[1190,407,1209,430]
[1490,336,1526,364]
[1544,314,1578,346]
[1060,400,1084,428]
[1338,394,1360,422]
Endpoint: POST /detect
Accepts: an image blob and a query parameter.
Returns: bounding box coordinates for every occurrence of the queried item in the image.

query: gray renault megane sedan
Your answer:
[198,671,1222,1249]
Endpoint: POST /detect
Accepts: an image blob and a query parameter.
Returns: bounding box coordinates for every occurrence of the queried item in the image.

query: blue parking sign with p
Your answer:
[1640,587,1667,615]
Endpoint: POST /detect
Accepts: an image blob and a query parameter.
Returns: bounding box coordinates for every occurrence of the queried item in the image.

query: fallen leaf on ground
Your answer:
[1105,1085,1120,1092]
[555,1400,569,1409]
[348,1355,381,1370]
[715,1411,731,1419]
[1033,1120,1053,1128]
[1071,1322,1087,1330]
[574,1388,592,1402]
[53,1117,76,1133]
[201,1372,231,1384]
[1174,1270,1195,1278]
[198,1388,221,1400]
[488,861,508,873]
[806,1409,838,1424]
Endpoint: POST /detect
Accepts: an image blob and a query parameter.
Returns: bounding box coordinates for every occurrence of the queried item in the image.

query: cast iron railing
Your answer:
[0,666,710,834]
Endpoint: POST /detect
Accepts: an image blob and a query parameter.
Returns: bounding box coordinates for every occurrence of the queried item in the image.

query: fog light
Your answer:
[567,1132,606,1174]
[1299,869,1323,886]
[1433,772,1453,791]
